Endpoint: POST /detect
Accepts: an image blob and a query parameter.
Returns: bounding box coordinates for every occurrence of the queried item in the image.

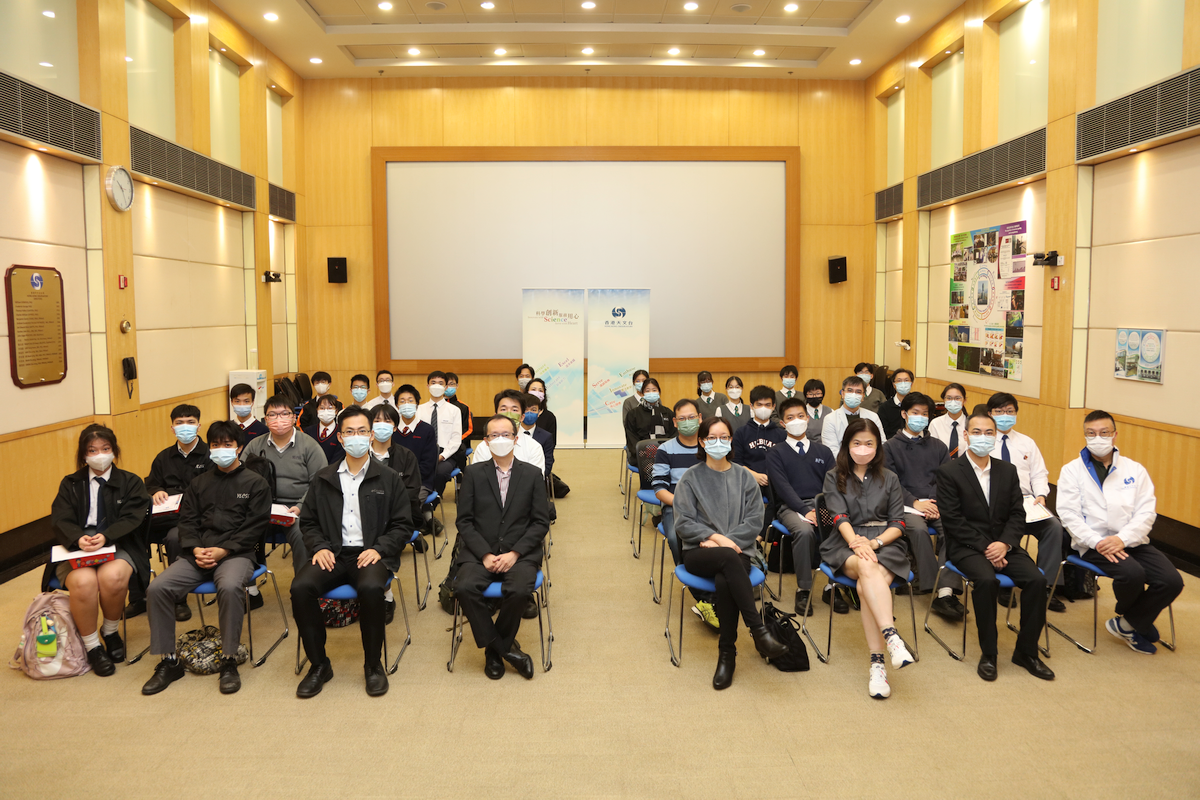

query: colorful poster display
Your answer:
[521,289,585,448]
[1114,328,1164,384]
[948,220,1027,381]
[586,289,650,448]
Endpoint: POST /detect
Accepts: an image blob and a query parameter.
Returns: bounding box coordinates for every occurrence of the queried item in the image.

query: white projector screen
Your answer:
[385,160,786,360]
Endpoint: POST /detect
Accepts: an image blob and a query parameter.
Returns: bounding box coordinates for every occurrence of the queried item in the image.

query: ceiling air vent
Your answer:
[1076,67,1200,161]
[0,70,101,161]
[129,126,255,209]
[874,182,903,221]
[268,183,295,222]
[917,127,1046,209]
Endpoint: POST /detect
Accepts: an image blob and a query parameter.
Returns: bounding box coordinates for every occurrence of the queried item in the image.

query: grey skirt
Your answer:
[819,524,910,581]
[54,527,136,585]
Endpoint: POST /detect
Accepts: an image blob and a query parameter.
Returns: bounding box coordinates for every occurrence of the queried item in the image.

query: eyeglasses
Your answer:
[1085,429,1115,438]
[703,436,732,444]
[676,416,699,423]
[486,432,515,441]
[265,412,293,420]
[341,428,370,437]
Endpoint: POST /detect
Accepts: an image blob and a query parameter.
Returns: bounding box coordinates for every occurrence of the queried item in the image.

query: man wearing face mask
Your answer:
[929,383,967,458]
[821,375,887,453]
[800,379,833,444]
[129,404,212,622]
[470,391,546,476]
[229,383,268,442]
[348,374,372,407]
[731,385,787,489]
[515,363,535,391]
[444,372,473,470]
[935,412,1053,682]
[775,365,800,409]
[292,406,412,697]
[985,392,1066,612]
[621,369,650,423]
[877,368,914,440]
[417,370,463,498]
[142,421,272,696]
[1056,410,1182,655]
[854,362,887,414]
[303,395,346,464]
[298,372,341,429]
[363,370,397,412]
[883,393,966,621]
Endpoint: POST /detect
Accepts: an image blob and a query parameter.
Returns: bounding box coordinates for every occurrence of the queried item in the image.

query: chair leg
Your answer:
[905,584,920,662]
[800,574,832,664]
[447,597,464,672]
[1162,604,1177,651]
[432,501,449,560]
[924,565,968,661]
[1045,559,1096,654]
[630,498,642,558]
[412,541,432,612]
[125,581,151,664]
[253,569,289,667]
[623,469,632,519]
[650,536,666,604]
[537,583,553,672]
[664,573,685,666]
[197,595,207,628]
[388,572,412,675]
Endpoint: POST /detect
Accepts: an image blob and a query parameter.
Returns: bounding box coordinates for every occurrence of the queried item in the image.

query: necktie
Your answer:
[707,397,712,404]
[94,477,108,533]
[429,403,439,447]
[1001,434,1011,463]
[812,406,819,419]
[948,421,959,459]
[787,390,793,398]
[734,405,740,416]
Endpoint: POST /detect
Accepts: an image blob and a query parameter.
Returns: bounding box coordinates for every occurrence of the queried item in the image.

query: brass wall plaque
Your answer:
[6,265,68,388]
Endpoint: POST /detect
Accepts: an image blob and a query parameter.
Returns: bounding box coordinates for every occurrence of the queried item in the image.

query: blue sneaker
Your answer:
[1106,617,1156,654]
[1129,632,1158,655]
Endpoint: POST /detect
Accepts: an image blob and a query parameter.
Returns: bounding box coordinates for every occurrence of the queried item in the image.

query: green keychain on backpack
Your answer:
[35,615,57,659]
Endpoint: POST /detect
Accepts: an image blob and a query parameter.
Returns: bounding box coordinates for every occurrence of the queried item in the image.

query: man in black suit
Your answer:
[935,412,1054,682]
[455,414,550,680]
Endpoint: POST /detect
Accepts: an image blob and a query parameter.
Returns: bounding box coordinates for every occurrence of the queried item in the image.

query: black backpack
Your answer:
[437,535,464,615]
[760,602,809,672]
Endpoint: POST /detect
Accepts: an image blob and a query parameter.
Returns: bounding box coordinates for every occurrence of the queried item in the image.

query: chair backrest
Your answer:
[635,439,660,490]
[814,493,838,543]
[293,372,313,402]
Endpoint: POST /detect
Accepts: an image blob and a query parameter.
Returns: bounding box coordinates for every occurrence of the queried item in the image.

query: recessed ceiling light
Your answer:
[480,1,493,6]
[408,47,420,55]
[1129,148,1137,152]
[1030,59,1036,64]
[310,57,322,63]
[1017,181,1025,184]
[426,1,446,8]
[965,18,982,27]
[43,10,55,17]
[38,147,47,152]
[379,1,393,7]
[668,47,680,55]
[684,2,698,9]
[849,59,861,65]
[893,85,898,89]
[582,47,594,54]
[896,14,910,23]
[263,12,278,21]
[494,48,506,55]
[784,3,798,10]
[271,84,276,88]
[753,49,765,56]
[910,60,921,67]
[581,1,595,7]
[39,62,52,67]
[125,56,133,62]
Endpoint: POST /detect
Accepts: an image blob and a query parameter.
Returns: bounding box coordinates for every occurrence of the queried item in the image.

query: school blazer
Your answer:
[454,460,549,566]
[935,455,1026,559]
[46,467,152,590]
[299,457,412,572]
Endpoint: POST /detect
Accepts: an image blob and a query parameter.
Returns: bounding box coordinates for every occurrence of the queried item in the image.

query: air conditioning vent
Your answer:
[0,70,101,161]
[268,183,295,222]
[1076,67,1200,161]
[917,127,1046,209]
[874,183,903,221]
[129,126,256,209]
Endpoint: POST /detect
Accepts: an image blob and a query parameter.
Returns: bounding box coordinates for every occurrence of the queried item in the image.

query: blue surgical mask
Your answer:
[843,393,862,410]
[634,381,644,392]
[372,422,394,443]
[643,392,660,405]
[174,424,198,444]
[699,382,713,394]
[993,414,1017,432]
[782,377,796,389]
[906,415,928,433]
[343,435,370,458]
[944,399,964,415]
[523,411,539,426]
[894,381,912,395]
[445,386,457,397]
[232,404,252,418]
[351,387,368,403]
[398,403,417,419]
[209,447,237,469]
[704,439,732,460]
[968,435,996,457]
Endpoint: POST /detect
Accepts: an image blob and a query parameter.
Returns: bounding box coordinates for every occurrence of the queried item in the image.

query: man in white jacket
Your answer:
[1057,410,1183,655]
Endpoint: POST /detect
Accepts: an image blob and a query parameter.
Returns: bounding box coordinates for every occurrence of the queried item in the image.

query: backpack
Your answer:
[320,598,359,627]
[176,626,249,674]
[9,592,90,680]
[438,535,465,615]
[760,602,810,672]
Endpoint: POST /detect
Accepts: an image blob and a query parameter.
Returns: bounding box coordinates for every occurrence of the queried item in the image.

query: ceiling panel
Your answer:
[613,0,666,22]
[693,43,741,58]
[607,43,655,57]
[433,43,487,57]
[354,0,420,22]
[651,43,698,58]
[779,45,826,60]
[806,16,852,26]
[347,45,400,58]
[522,43,570,56]
[736,44,784,59]
[321,15,372,23]
[807,0,868,20]
[464,0,519,23]
[312,0,364,14]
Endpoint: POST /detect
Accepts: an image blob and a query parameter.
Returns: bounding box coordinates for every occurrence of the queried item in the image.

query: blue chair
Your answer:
[622,464,638,519]
[766,519,793,600]
[629,439,662,557]
[449,466,462,501]
[447,570,552,673]
[407,530,432,611]
[294,571,411,676]
[664,563,766,666]
[47,574,150,665]
[617,447,627,492]
[191,564,289,667]
[1047,554,1176,654]
[923,561,1049,661]
[423,490,448,559]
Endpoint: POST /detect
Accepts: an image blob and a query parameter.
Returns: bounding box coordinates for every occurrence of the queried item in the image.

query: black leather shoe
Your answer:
[123,598,147,619]
[931,595,967,622]
[794,590,813,617]
[1012,651,1055,680]
[247,592,264,611]
[485,648,505,680]
[219,657,241,694]
[384,599,396,625]
[503,641,535,680]
[1047,591,1066,613]
[977,654,998,681]
[103,631,125,663]
[296,659,333,698]
[823,586,850,614]
[364,662,389,696]
[749,624,789,660]
[712,651,736,690]
[141,657,185,694]
[87,645,115,677]
[174,601,192,622]
[997,588,1014,608]
[522,598,539,620]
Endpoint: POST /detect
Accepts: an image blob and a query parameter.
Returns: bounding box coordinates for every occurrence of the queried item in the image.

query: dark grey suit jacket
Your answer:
[454,459,549,566]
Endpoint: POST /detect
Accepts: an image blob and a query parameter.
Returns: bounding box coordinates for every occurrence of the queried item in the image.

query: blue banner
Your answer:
[587,289,650,448]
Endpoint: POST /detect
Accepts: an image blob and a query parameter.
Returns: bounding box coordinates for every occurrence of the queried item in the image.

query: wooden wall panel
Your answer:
[77,0,130,121]
[515,77,586,146]
[728,79,798,146]
[798,224,865,369]
[1074,0,1099,113]
[657,78,730,146]
[1187,0,1200,70]
[0,424,94,533]
[1048,0,1080,123]
[443,78,516,146]
[585,77,658,145]
[238,42,269,179]
[1041,166,1076,407]
[304,226,375,370]
[304,79,373,228]
[373,78,444,147]
[798,81,864,226]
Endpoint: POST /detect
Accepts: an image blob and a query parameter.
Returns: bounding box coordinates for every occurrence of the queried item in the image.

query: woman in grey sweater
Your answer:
[674,417,789,690]
[821,417,915,700]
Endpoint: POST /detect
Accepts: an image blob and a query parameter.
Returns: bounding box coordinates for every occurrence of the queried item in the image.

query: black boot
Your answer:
[749,624,789,660]
[712,650,736,690]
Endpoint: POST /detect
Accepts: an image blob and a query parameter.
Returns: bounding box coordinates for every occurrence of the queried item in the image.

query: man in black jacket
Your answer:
[293,406,412,698]
[142,421,272,696]
[455,415,550,680]
[935,412,1053,683]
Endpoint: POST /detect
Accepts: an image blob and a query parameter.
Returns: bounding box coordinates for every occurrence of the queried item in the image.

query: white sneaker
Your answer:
[868,662,890,698]
[885,634,914,669]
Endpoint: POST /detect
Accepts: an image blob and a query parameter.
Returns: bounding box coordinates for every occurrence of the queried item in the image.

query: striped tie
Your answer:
[948,421,959,459]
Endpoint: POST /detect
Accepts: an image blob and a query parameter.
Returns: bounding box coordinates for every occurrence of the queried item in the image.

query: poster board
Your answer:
[586,289,650,448]
[521,289,585,447]
[1114,328,1164,384]
[948,221,1026,381]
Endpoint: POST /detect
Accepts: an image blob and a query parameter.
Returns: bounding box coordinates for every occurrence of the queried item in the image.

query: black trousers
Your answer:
[954,548,1046,657]
[1079,544,1183,637]
[682,547,762,655]
[291,549,390,666]
[433,460,457,497]
[456,559,538,653]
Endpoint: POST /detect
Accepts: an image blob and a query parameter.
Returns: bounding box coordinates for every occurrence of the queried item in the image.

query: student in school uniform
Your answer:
[303,395,346,465]
[928,383,968,459]
[621,370,650,424]
[445,372,473,470]
[392,385,439,497]
[416,370,462,498]
[854,363,888,414]
[230,383,268,442]
[714,376,750,435]
[877,368,914,440]
[298,371,341,430]
[521,392,556,479]
[526,379,559,452]
[802,379,835,445]
[624,378,675,463]
[774,364,801,409]
[731,385,787,490]
[472,390,546,476]
[348,373,372,407]
[362,369,397,412]
[47,424,152,677]
[695,371,729,420]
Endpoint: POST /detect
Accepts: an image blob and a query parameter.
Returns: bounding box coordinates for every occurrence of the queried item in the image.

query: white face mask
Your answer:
[753,406,773,422]
[86,452,114,473]
[858,373,873,383]
[785,418,808,438]
[428,384,445,398]
[317,408,337,425]
[377,381,393,396]
[1086,436,1114,459]
[727,387,742,401]
[313,382,329,396]
[488,436,515,457]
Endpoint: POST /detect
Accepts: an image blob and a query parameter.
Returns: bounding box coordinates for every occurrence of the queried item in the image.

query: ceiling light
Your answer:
[43,10,55,18]
[480,1,493,6]
[1129,148,1137,152]
[408,47,420,55]
[965,18,982,27]
[379,1,392,7]
[945,50,951,54]
[220,48,226,51]
[896,14,910,23]
[38,147,47,152]
[1017,181,1025,184]
[849,58,861,65]
[310,57,322,63]
[39,62,52,67]
[753,49,765,56]
[494,48,506,55]
[581,1,595,7]
[893,85,898,89]
[1030,59,1036,64]
[784,3,798,10]
[684,1,698,8]
[426,1,446,7]
[125,56,133,62]
[582,47,594,54]
[271,84,276,88]
[263,12,278,21]
[910,60,921,67]
[668,47,680,55]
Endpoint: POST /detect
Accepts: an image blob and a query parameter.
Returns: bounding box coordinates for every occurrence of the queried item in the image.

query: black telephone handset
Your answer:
[122,357,137,398]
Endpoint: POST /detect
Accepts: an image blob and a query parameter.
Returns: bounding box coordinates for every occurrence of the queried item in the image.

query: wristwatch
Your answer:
[871,538,880,550]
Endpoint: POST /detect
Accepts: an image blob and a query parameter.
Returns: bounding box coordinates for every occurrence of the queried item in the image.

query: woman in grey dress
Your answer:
[821,417,915,699]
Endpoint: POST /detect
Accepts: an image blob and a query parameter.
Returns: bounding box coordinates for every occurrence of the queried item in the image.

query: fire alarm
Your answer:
[118,275,128,289]
[1050,276,1062,291]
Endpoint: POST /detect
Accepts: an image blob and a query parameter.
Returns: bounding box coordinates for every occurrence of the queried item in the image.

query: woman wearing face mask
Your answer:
[525,379,557,447]
[674,417,790,689]
[714,376,750,434]
[624,377,675,464]
[821,418,915,699]
[303,395,345,464]
[695,370,729,420]
[621,370,650,424]
[46,425,152,677]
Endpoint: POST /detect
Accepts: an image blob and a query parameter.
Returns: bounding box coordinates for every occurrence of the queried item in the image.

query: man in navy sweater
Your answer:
[883,392,966,621]
[765,397,835,616]
[732,385,789,484]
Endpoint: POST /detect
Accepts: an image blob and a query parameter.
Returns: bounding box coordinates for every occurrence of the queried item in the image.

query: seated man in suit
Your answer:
[454,414,550,680]
[303,395,345,465]
[292,405,412,698]
[935,412,1053,682]
[1057,410,1183,655]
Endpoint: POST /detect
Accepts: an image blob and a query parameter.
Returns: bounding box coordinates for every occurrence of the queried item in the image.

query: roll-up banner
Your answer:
[522,289,585,448]
[586,289,650,448]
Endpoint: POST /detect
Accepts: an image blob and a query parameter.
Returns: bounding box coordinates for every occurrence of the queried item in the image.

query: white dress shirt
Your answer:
[989,428,1049,499]
[789,437,809,456]
[363,394,397,411]
[337,458,368,547]
[820,405,887,451]
[929,411,965,450]
[967,454,991,505]
[471,433,546,476]
[86,465,114,528]
[416,400,462,459]
[317,422,335,440]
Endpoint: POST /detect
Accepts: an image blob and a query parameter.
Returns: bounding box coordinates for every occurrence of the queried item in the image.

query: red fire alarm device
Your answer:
[1050,276,1061,291]
[118,275,128,289]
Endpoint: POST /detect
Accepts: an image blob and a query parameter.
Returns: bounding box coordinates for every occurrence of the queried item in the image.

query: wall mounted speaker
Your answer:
[328,257,347,284]
[828,256,847,284]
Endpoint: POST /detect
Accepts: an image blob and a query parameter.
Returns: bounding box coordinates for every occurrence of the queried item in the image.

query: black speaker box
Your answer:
[828,256,847,284]
[328,257,347,284]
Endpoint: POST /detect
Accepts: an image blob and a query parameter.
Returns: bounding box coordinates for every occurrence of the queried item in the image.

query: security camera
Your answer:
[262,271,282,283]
[895,340,912,351]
